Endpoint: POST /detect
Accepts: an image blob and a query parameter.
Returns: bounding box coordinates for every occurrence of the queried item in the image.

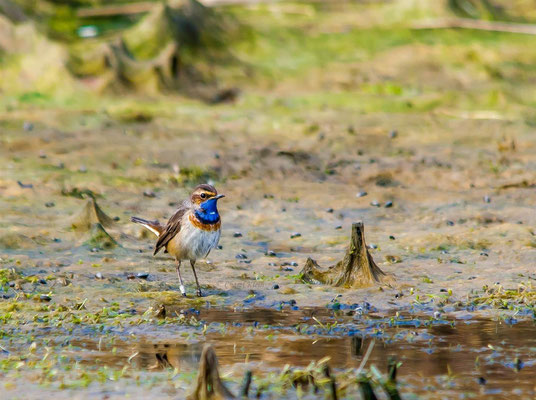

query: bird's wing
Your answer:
[153,203,188,255]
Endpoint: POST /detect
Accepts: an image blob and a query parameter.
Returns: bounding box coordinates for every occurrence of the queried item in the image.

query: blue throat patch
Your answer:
[195,198,220,224]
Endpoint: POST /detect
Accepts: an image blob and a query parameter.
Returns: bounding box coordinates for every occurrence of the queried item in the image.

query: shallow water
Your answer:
[33,307,535,399]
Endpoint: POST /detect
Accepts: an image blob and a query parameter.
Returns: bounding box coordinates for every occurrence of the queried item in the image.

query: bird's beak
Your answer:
[214,194,225,200]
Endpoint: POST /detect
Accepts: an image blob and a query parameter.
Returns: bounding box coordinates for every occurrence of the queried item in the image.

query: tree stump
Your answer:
[301,222,394,288]
[71,197,115,231]
[187,344,236,400]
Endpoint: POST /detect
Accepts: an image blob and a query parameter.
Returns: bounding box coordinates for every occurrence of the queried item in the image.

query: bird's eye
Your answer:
[200,193,207,199]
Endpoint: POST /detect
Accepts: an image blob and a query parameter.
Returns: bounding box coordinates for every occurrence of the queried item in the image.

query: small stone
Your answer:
[113,216,120,221]
[334,225,342,230]
[446,220,454,226]
[143,190,156,198]
[356,191,368,198]
[39,279,47,285]
[233,232,243,238]
[235,253,248,260]
[90,247,99,253]
[78,165,87,173]
[266,250,277,257]
[45,202,55,208]
[217,245,223,250]
[239,259,251,264]
[280,287,297,294]
[268,262,277,266]
[384,201,393,208]
[39,294,51,302]
[368,243,378,249]
[17,181,33,189]
[389,130,398,138]
[38,150,47,159]
[290,232,301,239]
[440,288,447,292]
[477,377,486,385]
[136,272,149,280]
[389,235,395,240]
[23,121,34,131]
[326,208,334,213]
[483,195,491,203]
[370,200,380,207]
[433,311,441,319]
[480,252,489,257]
[514,357,523,371]
[281,208,286,212]
[290,262,298,267]
[95,272,103,279]
[272,284,280,290]
[283,267,294,272]
[53,238,61,243]
[468,276,476,280]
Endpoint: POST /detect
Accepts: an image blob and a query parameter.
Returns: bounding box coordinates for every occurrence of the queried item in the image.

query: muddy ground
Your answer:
[1,1,535,399]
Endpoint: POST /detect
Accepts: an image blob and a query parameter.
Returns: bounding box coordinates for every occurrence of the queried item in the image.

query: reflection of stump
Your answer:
[301,222,394,288]
[187,344,235,400]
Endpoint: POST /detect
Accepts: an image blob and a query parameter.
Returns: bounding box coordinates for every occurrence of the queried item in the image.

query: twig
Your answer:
[370,365,402,400]
[77,2,155,17]
[413,18,536,35]
[387,357,397,383]
[356,340,375,375]
[323,365,338,400]
[239,370,252,397]
[357,374,378,400]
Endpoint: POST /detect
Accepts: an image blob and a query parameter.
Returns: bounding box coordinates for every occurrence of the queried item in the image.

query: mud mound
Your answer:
[71,198,115,232]
[84,223,118,250]
[301,222,395,289]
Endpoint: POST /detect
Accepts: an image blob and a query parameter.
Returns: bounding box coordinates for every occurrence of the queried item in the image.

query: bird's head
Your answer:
[190,184,225,215]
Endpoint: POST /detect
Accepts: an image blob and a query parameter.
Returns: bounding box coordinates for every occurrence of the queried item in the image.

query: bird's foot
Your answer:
[179,285,187,297]
[196,289,203,297]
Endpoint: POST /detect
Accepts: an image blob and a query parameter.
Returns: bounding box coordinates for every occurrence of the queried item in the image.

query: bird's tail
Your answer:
[131,216,164,237]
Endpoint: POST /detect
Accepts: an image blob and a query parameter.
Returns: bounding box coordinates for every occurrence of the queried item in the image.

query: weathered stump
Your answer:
[71,197,115,231]
[187,344,236,400]
[301,222,394,288]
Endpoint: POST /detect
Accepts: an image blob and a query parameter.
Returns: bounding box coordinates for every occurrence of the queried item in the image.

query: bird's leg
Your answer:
[176,260,186,297]
[190,260,202,297]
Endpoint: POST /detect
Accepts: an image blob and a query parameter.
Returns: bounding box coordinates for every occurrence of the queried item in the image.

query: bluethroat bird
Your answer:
[131,184,224,297]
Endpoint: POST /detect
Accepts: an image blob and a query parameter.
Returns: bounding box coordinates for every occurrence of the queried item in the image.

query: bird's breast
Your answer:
[168,214,221,260]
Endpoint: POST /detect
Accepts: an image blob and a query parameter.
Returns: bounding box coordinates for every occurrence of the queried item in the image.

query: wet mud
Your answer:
[1,1,536,398]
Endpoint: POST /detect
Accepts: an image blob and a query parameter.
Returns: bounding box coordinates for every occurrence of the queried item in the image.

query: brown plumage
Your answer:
[130,217,164,236]
[153,206,187,255]
[153,184,218,255]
